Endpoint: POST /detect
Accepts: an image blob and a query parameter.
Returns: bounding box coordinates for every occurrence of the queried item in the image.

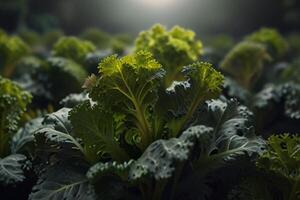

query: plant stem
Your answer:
[173,92,205,137]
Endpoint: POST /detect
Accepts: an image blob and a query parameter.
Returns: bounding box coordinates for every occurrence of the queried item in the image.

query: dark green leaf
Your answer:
[30,164,95,200]
[69,101,129,163]
[0,154,27,185]
[11,117,43,154]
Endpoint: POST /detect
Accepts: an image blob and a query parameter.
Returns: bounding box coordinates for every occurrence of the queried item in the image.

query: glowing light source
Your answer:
[136,0,175,8]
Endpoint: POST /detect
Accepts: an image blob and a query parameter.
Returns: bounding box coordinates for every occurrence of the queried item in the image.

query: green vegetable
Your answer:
[253,82,300,135]
[46,57,88,103]
[72,51,223,158]
[229,134,300,200]
[0,76,32,186]
[220,41,271,89]
[0,154,28,185]
[29,163,95,200]
[257,134,300,200]
[135,24,203,87]
[87,99,264,200]
[0,76,32,157]
[245,28,288,59]
[53,36,96,65]
[0,35,29,77]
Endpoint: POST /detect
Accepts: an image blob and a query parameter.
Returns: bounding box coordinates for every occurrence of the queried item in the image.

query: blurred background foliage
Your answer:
[0,0,299,36]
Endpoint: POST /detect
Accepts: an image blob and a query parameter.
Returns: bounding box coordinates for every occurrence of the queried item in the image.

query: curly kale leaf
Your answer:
[87,160,134,183]
[158,62,224,137]
[253,83,300,134]
[69,101,129,163]
[34,108,84,163]
[12,56,53,107]
[87,125,212,200]
[89,51,164,150]
[11,117,43,155]
[87,160,138,200]
[0,154,28,185]
[46,57,88,102]
[171,99,265,200]
[222,77,250,104]
[29,163,95,200]
[193,99,265,170]
[129,126,213,200]
[231,134,300,200]
[129,126,212,181]
[53,36,96,65]
[135,24,203,87]
[257,134,300,200]
[220,41,271,89]
[0,35,29,77]
[0,76,32,157]
[245,28,288,59]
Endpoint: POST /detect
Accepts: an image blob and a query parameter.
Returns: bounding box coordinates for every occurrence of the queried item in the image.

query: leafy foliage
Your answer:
[223,77,250,103]
[85,99,264,200]
[77,51,223,153]
[1,24,299,200]
[69,101,129,163]
[53,36,96,65]
[30,163,95,200]
[258,134,300,180]
[245,28,288,59]
[11,117,43,155]
[0,78,33,188]
[0,76,32,157]
[191,99,265,173]
[257,134,300,200]
[135,24,203,87]
[0,35,29,77]
[220,41,271,89]
[34,108,84,162]
[229,134,300,200]
[0,154,28,185]
[253,82,300,135]
[46,57,88,103]
[88,51,164,151]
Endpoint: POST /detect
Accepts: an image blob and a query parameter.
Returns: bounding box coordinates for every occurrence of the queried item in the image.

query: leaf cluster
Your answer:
[135,24,203,87]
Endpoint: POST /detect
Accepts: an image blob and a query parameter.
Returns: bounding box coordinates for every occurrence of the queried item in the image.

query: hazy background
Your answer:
[0,0,299,36]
